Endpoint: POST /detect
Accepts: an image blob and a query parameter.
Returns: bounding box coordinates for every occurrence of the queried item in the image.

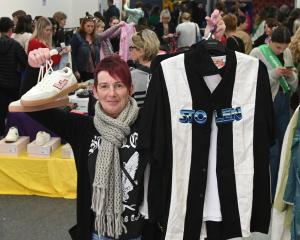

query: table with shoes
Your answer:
[0,127,76,198]
[0,54,78,199]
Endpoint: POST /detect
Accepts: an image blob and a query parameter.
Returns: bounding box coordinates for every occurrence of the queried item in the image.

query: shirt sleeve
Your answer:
[137,64,170,168]
[250,60,274,233]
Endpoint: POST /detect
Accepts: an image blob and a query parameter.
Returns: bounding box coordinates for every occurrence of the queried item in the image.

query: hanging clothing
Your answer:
[138,43,274,240]
[119,23,135,62]
[271,106,299,240]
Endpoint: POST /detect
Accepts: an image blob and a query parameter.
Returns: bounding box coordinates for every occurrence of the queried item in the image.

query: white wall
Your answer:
[0,0,108,28]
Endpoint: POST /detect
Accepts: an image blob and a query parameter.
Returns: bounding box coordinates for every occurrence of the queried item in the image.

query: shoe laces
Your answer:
[35,60,56,91]
[37,59,54,83]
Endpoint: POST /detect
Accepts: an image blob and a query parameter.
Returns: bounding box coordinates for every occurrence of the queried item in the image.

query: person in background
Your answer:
[25,52,146,240]
[52,11,67,48]
[94,11,106,24]
[250,26,298,200]
[222,13,245,53]
[11,15,33,53]
[154,9,176,51]
[253,18,280,48]
[12,10,26,27]
[286,8,300,35]
[148,5,160,28]
[129,29,160,107]
[235,15,252,54]
[27,17,63,66]
[288,27,300,110]
[103,0,120,27]
[71,16,101,82]
[95,19,124,60]
[176,12,201,50]
[123,0,144,24]
[0,17,27,137]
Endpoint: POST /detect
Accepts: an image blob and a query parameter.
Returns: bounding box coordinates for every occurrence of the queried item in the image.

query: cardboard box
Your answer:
[27,137,61,158]
[0,136,30,156]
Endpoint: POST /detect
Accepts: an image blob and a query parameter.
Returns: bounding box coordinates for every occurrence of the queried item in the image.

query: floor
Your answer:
[0,195,271,240]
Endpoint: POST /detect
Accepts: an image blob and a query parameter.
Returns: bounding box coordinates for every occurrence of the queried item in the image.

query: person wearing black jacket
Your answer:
[104,0,120,27]
[52,11,67,47]
[0,17,27,136]
[24,52,146,240]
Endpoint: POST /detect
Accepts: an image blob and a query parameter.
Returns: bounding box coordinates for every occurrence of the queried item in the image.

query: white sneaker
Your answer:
[21,65,78,106]
[5,127,19,143]
[35,131,51,146]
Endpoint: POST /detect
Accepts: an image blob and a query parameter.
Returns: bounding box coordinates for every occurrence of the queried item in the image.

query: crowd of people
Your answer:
[1,0,300,240]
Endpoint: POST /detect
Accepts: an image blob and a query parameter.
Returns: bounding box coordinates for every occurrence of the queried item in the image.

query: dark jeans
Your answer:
[0,87,20,136]
[270,91,291,200]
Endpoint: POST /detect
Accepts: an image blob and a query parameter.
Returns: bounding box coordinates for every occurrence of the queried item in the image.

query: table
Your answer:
[0,147,77,199]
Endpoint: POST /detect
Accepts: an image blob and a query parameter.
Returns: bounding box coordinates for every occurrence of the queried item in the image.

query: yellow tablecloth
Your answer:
[0,147,77,199]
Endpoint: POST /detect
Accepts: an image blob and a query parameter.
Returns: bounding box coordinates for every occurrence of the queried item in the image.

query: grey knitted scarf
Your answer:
[92,97,139,239]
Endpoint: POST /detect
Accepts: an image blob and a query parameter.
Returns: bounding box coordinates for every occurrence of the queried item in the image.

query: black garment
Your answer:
[253,33,268,48]
[0,87,19,135]
[154,22,176,46]
[20,66,39,96]
[0,35,27,89]
[0,35,27,136]
[226,35,245,53]
[104,5,120,26]
[110,36,120,52]
[28,109,146,240]
[138,43,274,239]
[53,28,66,48]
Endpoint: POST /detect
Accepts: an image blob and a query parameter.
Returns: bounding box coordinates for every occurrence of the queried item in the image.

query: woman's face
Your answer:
[130,44,144,62]
[265,24,273,36]
[269,41,289,55]
[110,19,119,27]
[83,21,95,35]
[59,18,66,28]
[43,25,53,39]
[96,25,105,33]
[162,15,170,24]
[93,71,132,118]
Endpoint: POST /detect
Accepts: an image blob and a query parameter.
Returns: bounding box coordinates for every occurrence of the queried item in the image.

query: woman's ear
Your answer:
[129,85,134,96]
[92,85,99,100]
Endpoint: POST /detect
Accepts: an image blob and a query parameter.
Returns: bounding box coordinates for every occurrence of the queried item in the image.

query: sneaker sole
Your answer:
[20,83,78,107]
[9,97,70,112]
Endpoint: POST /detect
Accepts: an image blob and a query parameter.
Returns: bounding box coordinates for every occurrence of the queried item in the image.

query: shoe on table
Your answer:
[35,131,51,146]
[5,127,19,143]
[21,67,78,106]
[9,97,70,112]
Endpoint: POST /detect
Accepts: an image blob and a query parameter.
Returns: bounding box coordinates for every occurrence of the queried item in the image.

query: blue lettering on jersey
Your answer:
[215,107,242,124]
[179,109,207,124]
[179,107,242,125]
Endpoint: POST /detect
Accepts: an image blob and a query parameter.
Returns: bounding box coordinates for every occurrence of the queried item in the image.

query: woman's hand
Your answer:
[60,46,71,55]
[204,9,226,41]
[275,67,288,77]
[118,21,126,28]
[281,68,294,77]
[28,48,51,68]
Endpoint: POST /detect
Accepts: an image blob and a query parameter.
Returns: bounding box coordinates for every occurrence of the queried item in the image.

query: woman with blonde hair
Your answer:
[176,12,201,49]
[130,29,160,107]
[154,9,176,49]
[27,17,62,65]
